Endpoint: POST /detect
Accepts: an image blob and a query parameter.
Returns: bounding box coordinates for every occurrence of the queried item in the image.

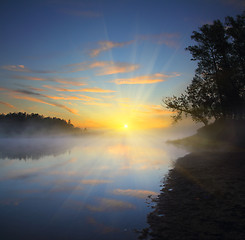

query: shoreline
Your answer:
[139,150,245,239]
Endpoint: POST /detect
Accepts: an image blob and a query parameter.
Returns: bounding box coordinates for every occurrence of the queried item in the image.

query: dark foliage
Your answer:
[0,112,82,137]
[163,12,245,125]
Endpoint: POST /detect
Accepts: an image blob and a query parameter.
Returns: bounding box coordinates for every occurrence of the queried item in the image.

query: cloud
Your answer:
[89,40,134,57]
[11,93,78,114]
[112,189,158,199]
[0,101,15,109]
[3,61,138,76]
[139,33,181,48]
[79,87,116,93]
[66,61,139,75]
[80,179,113,185]
[12,75,87,86]
[95,62,139,76]
[82,102,112,107]
[112,73,180,85]
[43,85,116,93]
[2,65,56,73]
[14,89,44,97]
[50,94,100,102]
[87,198,135,212]
[77,94,100,101]
[0,87,8,91]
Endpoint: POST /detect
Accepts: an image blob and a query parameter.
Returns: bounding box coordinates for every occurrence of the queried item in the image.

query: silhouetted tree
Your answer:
[163,12,245,125]
[0,112,82,136]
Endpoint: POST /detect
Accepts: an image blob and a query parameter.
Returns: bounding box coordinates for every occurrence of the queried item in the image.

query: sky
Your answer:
[0,0,243,131]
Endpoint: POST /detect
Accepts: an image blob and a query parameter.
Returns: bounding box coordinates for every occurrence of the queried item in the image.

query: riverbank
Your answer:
[139,151,245,240]
[139,120,245,239]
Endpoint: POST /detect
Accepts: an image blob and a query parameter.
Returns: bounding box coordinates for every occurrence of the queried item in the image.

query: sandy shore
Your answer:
[139,151,245,239]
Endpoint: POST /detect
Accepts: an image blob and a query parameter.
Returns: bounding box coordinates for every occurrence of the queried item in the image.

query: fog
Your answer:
[0,129,189,240]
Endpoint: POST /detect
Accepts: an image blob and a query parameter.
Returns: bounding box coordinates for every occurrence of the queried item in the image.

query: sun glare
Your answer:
[124,124,128,128]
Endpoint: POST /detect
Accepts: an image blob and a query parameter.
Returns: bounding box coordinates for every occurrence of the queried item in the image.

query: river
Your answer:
[0,131,188,240]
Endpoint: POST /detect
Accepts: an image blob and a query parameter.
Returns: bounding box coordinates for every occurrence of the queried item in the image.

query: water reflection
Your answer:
[0,138,77,160]
[0,132,187,240]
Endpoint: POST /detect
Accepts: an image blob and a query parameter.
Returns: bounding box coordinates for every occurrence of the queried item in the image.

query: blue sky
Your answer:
[0,0,243,129]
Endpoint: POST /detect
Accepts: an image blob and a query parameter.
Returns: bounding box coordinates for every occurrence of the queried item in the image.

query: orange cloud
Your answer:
[43,85,116,93]
[64,61,138,75]
[48,94,100,102]
[80,179,113,185]
[0,87,8,91]
[12,75,87,86]
[2,65,30,72]
[0,101,15,109]
[112,73,180,84]
[112,189,158,199]
[83,102,112,107]
[95,62,139,76]
[77,94,100,101]
[89,40,134,57]
[81,87,116,93]
[42,85,84,92]
[12,94,78,114]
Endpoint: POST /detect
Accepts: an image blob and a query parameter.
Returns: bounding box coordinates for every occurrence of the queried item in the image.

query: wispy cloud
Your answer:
[80,179,113,185]
[50,94,100,102]
[139,33,181,48]
[43,85,116,93]
[12,75,87,86]
[95,62,139,75]
[89,40,134,57]
[0,87,8,91]
[0,101,15,109]
[12,94,78,114]
[83,102,112,107]
[112,73,180,85]
[3,61,138,76]
[2,65,56,73]
[9,89,78,114]
[65,61,139,75]
[112,189,158,199]
[78,87,116,93]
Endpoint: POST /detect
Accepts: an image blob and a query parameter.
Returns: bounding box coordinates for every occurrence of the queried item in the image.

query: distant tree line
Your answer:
[163,12,245,125]
[0,112,82,137]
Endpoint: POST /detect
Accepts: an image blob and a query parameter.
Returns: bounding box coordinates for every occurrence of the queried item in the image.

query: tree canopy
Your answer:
[0,112,82,137]
[163,12,245,125]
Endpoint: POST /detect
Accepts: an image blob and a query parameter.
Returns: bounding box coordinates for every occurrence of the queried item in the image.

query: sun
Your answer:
[124,124,128,128]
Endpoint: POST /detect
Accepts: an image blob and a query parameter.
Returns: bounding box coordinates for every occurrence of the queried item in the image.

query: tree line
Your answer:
[0,112,82,136]
[163,12,245,125]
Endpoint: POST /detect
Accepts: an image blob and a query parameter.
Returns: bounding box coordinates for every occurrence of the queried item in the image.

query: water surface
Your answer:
[0,132,187,240]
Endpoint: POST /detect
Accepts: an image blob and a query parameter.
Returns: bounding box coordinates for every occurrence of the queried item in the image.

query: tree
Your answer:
[163,12,245,125]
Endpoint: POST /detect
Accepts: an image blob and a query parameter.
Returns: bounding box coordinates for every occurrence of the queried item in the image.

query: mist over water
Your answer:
[0,131,188,240]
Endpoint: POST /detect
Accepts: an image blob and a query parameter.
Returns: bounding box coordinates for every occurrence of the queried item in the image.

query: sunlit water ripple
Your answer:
[0,132,187,240]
